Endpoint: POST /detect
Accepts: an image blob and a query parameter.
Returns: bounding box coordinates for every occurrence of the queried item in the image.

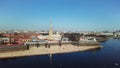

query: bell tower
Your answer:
[49,17,53,40]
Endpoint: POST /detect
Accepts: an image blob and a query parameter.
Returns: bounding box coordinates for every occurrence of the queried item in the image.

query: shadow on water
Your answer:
[0,56,30,64]
[85,47,101,52]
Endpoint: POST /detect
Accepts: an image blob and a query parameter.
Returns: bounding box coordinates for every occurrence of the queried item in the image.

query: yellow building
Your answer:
[38,19,61,41]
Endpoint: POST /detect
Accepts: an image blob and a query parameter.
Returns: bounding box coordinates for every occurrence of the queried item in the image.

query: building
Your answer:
[0,37,10,44]
[37,19,61,42]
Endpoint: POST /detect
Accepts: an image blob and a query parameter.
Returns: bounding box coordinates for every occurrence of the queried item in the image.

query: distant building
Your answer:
[100,33,113,36]
[79,36,97,42]
[0,37,10,44]
[37,19,61,42]
[1,33,41,45]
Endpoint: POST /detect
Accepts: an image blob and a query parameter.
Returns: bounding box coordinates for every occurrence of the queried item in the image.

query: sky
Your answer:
[0,0,120,31]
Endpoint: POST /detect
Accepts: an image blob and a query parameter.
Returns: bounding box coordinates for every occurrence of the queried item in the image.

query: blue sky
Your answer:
[0,0,120,31]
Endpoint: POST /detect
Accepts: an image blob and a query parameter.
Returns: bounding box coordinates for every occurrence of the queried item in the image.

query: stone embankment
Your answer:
[0,42,102,59]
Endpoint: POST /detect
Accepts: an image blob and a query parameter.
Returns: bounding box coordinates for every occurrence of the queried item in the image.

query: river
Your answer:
[0,39,120,68]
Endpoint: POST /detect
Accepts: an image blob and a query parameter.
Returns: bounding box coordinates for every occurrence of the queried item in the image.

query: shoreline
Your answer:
[0,44,102,59]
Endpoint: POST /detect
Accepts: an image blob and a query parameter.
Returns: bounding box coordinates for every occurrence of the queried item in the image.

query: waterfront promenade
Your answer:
[0,44,102,59]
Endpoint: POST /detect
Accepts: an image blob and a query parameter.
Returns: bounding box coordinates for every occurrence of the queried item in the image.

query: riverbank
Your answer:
[0,44,102,59]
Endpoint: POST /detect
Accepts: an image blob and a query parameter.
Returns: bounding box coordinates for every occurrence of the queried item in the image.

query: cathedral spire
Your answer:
[50,17,52,27]
[49,17,53,40]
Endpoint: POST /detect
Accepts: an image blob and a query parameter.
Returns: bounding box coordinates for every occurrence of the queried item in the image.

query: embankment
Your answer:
[0,42,102,59]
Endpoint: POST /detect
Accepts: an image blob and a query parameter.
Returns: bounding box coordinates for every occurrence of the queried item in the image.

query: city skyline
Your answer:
[0,0,120,31]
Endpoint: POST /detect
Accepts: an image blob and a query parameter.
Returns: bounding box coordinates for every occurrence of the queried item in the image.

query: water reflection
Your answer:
[49,53,53,64]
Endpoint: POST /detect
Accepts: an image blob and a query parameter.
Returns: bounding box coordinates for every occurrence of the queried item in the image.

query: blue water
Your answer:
[0,39,120,68]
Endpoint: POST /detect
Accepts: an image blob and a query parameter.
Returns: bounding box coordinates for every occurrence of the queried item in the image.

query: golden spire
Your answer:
[50,17,52,28]
[49,17,53,40]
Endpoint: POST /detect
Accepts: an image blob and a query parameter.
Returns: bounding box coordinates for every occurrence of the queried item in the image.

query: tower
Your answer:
[49,17,53,40]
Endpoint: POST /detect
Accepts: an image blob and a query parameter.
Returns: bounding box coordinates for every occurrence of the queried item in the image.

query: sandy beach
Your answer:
[0,44,102,59]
